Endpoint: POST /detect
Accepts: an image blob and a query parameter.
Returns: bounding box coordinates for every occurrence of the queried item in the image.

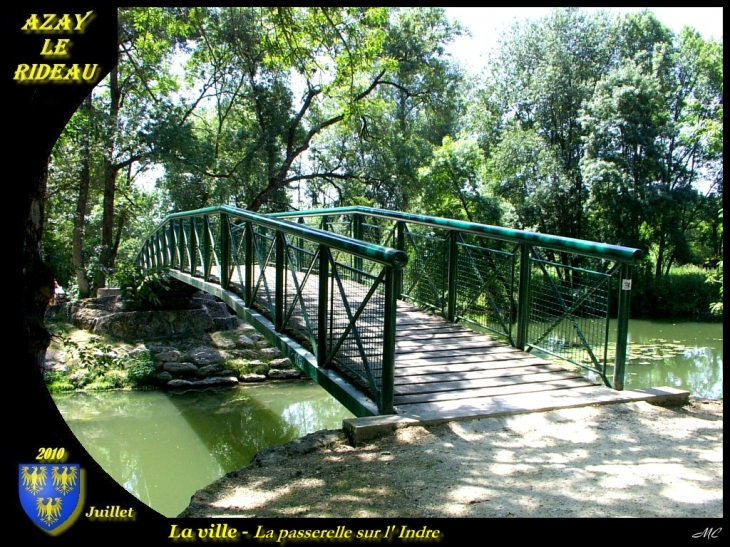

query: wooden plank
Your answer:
[393,385,652,421]
[394,363,567,384]
[396,330,486,341]
[394,371,586,395]
[394,352,548,368]
[395,339,509,352]
[394,360,561,377]
[394,346,532,361]
[394,377,598,405]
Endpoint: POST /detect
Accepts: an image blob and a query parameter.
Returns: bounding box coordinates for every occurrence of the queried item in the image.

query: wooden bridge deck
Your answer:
[204,265,653,421]
[391,302,649,421]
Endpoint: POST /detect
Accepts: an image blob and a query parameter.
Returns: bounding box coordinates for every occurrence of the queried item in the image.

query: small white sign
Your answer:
[622,279,632,291]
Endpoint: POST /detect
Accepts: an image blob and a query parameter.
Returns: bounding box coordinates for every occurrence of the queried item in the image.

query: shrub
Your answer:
[126,351,158,387]
[627,264,721,319]
[113,263,171,311]
[103,369,128,389]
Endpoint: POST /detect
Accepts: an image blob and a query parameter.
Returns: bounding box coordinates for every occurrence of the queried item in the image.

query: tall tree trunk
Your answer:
[24,160,54,380]
[95,62,121,289]
[655,226,666,278]
[73,94,93,297]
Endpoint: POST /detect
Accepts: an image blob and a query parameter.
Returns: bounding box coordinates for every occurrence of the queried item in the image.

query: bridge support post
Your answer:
[202,215,212,281]
[220,214,231,290]
[155,230,162,268]
[189,218,199,277]
[176,220,186,272]
[446,231,459,322]
[244,221,253,306]
[275,231,285,332]
[395,221,405,299]
[317,245,330,367]
[613,262,633,390]
[353,214,363,283]
[381,267,397,414]
[516,244,532,351]
[166,222,174,266]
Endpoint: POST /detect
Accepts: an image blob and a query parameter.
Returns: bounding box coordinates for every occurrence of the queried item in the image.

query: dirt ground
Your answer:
[179,398,722,519]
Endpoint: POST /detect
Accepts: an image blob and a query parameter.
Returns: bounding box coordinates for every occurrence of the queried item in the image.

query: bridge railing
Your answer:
[270,206,643,390]
[136,205,407,414]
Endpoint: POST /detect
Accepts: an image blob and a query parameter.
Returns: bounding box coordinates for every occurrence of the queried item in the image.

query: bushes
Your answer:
[112,264,172,311]
[125,351,158,387]
[45,328,158,392]
[627,264,722,319]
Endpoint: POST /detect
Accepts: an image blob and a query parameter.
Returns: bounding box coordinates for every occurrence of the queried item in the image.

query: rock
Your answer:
[237,335,255,348]
[97,288,121,297]
[189,346,225,366]
[156,372,173,382]
[196,364,230,377]
[260,347,282,359]
[230,349,260,360]
[199,376,238,387]
[163,362,199,375]
[126,346,151,358]
[92,309,215,339]
[155,349,186,362]
[209,332,236,350]
[269,357,292,368]
[268,369,301,379]
[167,379,194,388]
[240,374,267,382]
[147,342,175,353]
[45,350,66,365]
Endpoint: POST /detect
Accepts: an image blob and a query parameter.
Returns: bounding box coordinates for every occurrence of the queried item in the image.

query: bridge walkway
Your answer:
[249,266,646,421]
[141,205,659,420]
[390,302,651,421]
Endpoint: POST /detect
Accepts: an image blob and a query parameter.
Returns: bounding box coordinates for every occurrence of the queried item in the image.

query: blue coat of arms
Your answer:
[19,464,84,534]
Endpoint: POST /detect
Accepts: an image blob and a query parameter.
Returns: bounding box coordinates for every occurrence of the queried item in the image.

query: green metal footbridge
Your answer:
[136,205,644,419]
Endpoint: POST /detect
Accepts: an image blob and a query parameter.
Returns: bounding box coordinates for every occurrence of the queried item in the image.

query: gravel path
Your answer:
[179,399,722,518]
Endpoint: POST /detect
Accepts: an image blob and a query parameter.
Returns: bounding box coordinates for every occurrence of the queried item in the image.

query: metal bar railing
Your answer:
[135,205,407,415]
[271,206,643,390]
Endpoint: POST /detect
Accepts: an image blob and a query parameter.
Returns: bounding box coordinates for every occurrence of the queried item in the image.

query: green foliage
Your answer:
[126,351,158,387]
[42,7,722,323]
[629,264,722,319]
[113,264,171,311]
[46,327,161,391]
[44,371,75,393]
[47,330,125,390]
[228,358,269,377]
[706,260,723,316]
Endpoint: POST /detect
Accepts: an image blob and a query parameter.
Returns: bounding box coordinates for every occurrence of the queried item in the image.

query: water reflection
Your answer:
[617,320,723,399]
[53,381,354,517]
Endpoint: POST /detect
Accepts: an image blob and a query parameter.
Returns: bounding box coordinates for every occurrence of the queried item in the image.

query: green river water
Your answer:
[52,319,722,517]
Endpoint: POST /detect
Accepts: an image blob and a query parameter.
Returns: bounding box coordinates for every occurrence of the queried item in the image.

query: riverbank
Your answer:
[179,397,722,518]
[43,318,302,392]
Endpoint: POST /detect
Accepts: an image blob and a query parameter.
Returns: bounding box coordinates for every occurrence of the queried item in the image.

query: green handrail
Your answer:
[137,205,408,269]
[269,206,644,263]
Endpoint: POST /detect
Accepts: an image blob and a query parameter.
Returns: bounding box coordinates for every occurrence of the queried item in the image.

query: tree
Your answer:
[580,61,667,250]
[490,8,617,246]
[156,7,464,213]
[580,13,723,276]
[418,136,500,224]
[46,8,204,290]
